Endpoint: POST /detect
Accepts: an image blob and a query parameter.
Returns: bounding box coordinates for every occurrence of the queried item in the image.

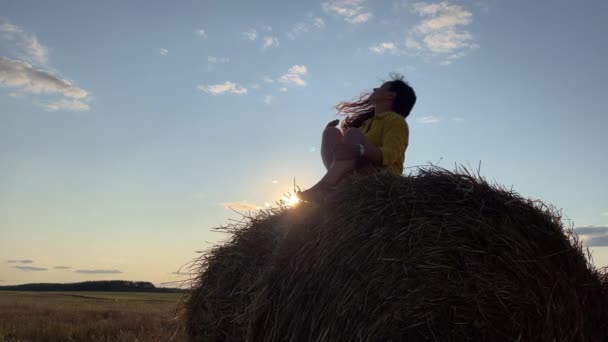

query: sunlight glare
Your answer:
[285,193,300,207]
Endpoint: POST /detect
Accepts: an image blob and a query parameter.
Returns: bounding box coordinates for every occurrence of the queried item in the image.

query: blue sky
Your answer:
[1,0,607,286]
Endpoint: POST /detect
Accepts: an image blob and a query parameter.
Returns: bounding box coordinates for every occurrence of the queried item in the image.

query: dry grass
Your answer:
[184,166,608,342]
[0,291,187,342]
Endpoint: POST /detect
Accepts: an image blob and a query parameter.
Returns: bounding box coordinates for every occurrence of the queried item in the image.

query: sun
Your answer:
[284,193,300,207]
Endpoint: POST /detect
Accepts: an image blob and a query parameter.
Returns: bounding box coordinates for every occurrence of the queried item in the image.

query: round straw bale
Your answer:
[187,166,608,341]
[183,207,288,341]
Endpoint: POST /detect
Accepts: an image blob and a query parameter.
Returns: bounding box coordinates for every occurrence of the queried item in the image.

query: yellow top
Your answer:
[359,111,409,176]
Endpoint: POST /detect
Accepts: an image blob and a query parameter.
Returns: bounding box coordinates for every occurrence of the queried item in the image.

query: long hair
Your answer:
[338,73,416,130]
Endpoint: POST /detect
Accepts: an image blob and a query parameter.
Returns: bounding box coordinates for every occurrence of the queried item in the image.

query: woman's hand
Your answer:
[333,143,361,160]
[325,119,340,129]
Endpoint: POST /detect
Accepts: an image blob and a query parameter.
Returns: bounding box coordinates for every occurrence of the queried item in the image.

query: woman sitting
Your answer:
[297,74,416,203]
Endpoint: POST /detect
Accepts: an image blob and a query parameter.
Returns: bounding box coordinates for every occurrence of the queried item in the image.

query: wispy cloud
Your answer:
[278,65,308,87]
[159,48,168,56]
[242,29,258,41]
[207,56,229,63]
[369,42,397,54]
[406,1,478,63]
[75,269,122,274]
[575,226,608,236]
[222,201,261,211]
[264,95,273,104]
[261,36,279,49]
[15,266,47,271]
[313,16,326,29]
[7,259,33,264]
[286,23,309,40]
[0,20,91,113]
[195,28,208,39]
[0,57,88,98]
[54,266,71,269]
[286,15,326,40]
[321,0,373,24]
[198,81,247,95]
[416,115,440,124]
[0,19,48,65]
[44,99,90,112]
[574,226,608,246]
[586,236,608,247]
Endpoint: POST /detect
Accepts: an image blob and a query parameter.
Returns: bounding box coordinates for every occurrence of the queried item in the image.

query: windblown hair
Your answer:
[339,73,416,130]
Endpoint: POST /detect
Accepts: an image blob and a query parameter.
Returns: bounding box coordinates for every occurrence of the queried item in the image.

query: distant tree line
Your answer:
[0,280,187,292]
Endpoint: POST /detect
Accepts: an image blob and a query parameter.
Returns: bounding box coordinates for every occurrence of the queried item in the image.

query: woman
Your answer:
[297,74,416,203]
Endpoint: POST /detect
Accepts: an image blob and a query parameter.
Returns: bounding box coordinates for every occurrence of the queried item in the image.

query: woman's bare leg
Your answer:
[316,128,368,185]
[299,128,370,203]
[321,127,343,171]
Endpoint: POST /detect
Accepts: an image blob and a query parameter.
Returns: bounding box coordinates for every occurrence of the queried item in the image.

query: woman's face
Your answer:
[369,82,395,105]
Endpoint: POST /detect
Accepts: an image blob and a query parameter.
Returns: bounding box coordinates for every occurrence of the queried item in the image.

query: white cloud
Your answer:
[207,56,229,63]
[43,99,90,112]
[406,1,477,62]
[369,42,397,54]
[412,2,472,34]
[251,84,260,89]
[321,0,373,24]
[197,81,248,95]
[261,36,279,49]
[195,28,208,39]
[263,76,275,83]
[222,201,260,211]
[0,57,88,99]
[243,29,258,41]
[159,48,168,56]
[416,115,440,124]
[451,117,464,122]
[0,19,48,65]
[279,87,288,92]
[348,13,373,24]
[278,64,308,87]
[264,95,273,104]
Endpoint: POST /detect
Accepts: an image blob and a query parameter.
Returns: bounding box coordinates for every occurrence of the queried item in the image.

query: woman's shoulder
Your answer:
[385,112,408,124]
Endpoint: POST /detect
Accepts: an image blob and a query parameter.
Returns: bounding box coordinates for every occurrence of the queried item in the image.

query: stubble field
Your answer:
[0,291,188,341]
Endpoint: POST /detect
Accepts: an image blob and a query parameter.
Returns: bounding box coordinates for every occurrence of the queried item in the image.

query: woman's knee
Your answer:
[323,126,342,137]
[322,127,342,144]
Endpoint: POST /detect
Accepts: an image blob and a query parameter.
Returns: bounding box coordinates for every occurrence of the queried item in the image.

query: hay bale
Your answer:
[186,166,608,341]
[182,207,288,341]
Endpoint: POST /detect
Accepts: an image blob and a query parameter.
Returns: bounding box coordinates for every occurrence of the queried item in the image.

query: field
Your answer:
[0,291,188,341]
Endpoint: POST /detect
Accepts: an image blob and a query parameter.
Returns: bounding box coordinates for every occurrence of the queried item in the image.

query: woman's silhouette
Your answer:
[297,73,416,203]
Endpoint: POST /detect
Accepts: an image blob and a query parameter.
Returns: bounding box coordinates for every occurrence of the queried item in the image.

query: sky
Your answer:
[1,0,607,286]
